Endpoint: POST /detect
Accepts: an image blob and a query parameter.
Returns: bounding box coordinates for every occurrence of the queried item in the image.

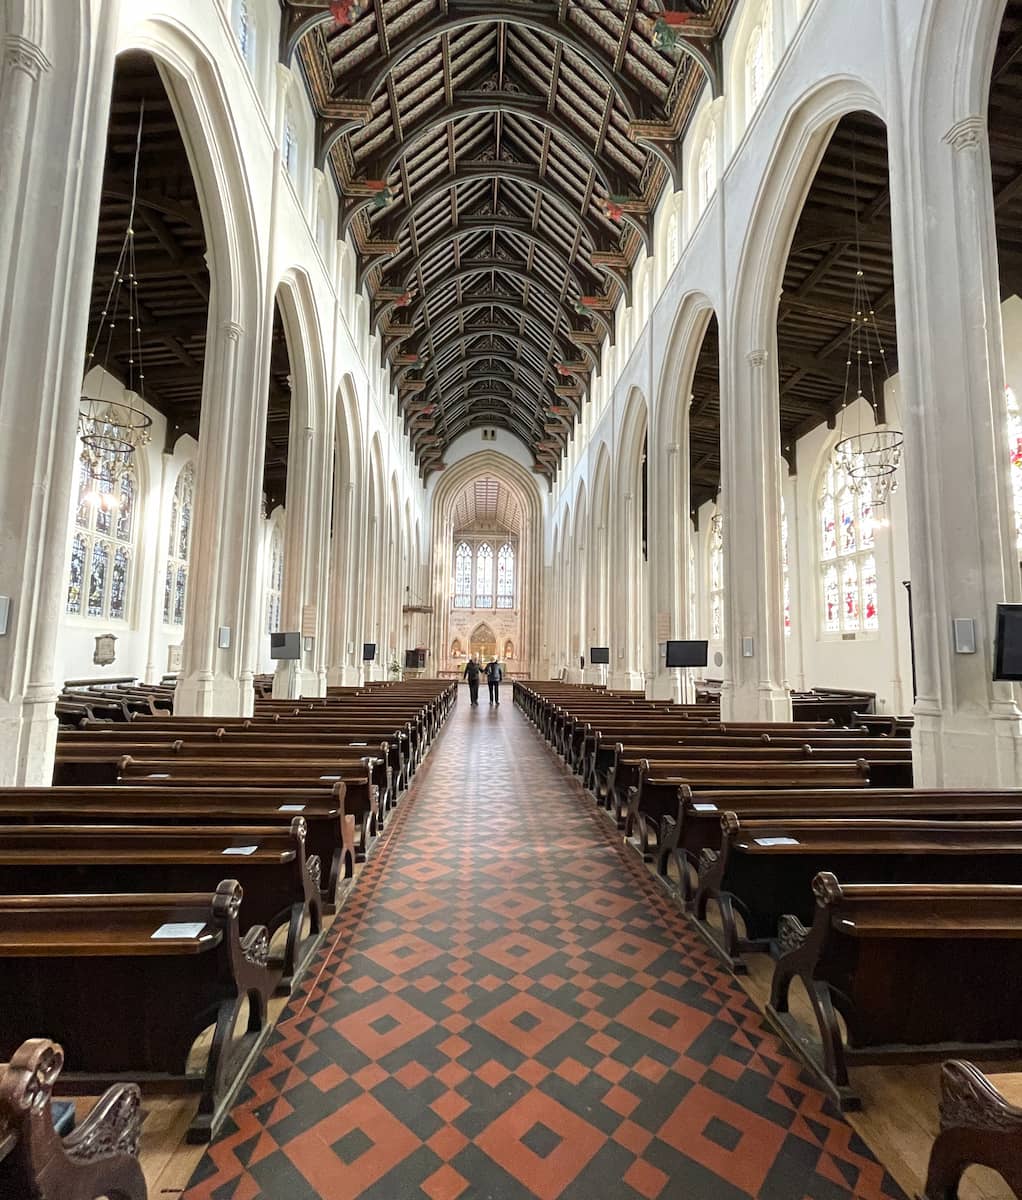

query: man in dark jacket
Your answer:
[463,658,481,706]
[484,659,503,705]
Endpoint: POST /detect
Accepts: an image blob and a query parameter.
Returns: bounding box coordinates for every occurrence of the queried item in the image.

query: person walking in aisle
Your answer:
[485,658,503,705]
[463,657,481,706]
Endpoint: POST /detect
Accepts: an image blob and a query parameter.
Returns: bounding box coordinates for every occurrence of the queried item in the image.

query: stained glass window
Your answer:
[266,524,283,634]
[818,448,880,634]
[1007,387,1022,552]
[497,542,515,608]
[709,512,724,641]
[453,542,472,608]
[475,543,494,608]
[697,124,716,214]
[164,463,194,626]
[233,0,256,68]
[667,211,679,270]
[688,540,697,634]
[283,112,299,179]
[66,446,136,620]
[746,21,770,117]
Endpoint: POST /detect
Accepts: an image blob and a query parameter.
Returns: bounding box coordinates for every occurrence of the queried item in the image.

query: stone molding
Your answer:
[3,35,50,79]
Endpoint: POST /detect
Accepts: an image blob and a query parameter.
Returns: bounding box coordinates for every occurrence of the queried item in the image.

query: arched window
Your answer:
[283,107,299,179]
[453,541,472,608]
[745,21,770,118]
[688,539,697,633]
[232,0,256,71]
[819,449,879,634]
[1006,386,1022,552]
[497,542,515,608]
[266,524,283,633]
[475,542,494,608]
[66,450,136,621]
[667,210,679,271]
[697,124,716,214]
[163,463,194,626]
[781,497,792,638]
[709,512,724,641]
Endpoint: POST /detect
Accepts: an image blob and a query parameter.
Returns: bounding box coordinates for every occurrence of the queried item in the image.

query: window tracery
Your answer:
[497,542,515,608]
[1006,386,1022,552]
[709,512,724,641]
[697,124,717,214]
[66,449,136,621]
[819,449,879,635]
[266,523,283,634]
[475,542,494,608]
[453,542,472,608]
[163,463,194,626]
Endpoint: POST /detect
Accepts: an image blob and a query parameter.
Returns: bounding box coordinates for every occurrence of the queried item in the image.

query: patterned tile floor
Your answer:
[184,689,905,1199]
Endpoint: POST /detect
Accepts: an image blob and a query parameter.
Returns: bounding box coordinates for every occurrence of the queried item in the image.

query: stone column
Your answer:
[0,21,118,784]
[610,492,644,689]
[175,318,267,715]
[648,442,686,700]
[719,348,792,721]
[889,111,1022,785]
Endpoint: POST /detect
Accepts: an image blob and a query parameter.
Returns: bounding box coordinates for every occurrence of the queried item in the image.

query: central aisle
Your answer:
[185,689,904,1200]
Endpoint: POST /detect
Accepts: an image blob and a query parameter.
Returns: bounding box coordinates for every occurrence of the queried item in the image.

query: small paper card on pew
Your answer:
[146,773,171,779]
[754,837,800,847]
[222,845,259,855]
[350,742,367,746]
[279,803,307,811]
[152,922,207,940]
[318,775,341,781]
[692,803,718,812]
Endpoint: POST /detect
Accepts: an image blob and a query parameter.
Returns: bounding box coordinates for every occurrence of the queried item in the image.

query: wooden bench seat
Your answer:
[624,760,871,868]
[922,1060,1022,1199]
[693,815,1022,975]
[56,737,392,813]
[0,783,353,902]
[657,785,1022,898]
[0,819,322,986]
[0,882,282,1141]
[766,876,1022,1109]
[0,1038,145,1199]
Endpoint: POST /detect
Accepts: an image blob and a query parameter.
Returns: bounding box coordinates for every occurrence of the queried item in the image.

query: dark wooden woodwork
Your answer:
[922,1061,1022,1200]
[0,883,282,1142]
[0,1038,145,1200]
[767,876,1022,1110]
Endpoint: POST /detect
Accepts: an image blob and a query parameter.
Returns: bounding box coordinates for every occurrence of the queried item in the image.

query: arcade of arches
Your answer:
[4,2,1022,1198]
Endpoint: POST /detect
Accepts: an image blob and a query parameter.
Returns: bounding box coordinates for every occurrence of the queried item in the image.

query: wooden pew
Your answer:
[0,1039,146,1200]
[693,815,1022,974]
[0,882,282,1141]
[767,875,1022,1110]
[0,819,322,986]
[55,738,392,817]
[659,785,1022,898]
[0,783,353,903]
[922,1060,1022,1199]
[624,760,871,879]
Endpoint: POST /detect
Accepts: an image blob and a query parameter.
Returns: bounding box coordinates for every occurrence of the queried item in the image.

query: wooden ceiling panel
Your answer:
[292,0,736,476]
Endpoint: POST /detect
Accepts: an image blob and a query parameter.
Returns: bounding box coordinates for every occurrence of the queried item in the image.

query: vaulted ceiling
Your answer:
[285,0,734,480]
[451,475,522,534]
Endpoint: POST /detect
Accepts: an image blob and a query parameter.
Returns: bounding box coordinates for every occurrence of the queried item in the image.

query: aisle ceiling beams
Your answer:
[286,0,733,477]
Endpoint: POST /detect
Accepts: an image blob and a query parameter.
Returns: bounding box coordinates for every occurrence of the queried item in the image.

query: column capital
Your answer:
[944,116,986,153]
[746,349,769,368]
[3,35,50,79]
[221,320,244,342]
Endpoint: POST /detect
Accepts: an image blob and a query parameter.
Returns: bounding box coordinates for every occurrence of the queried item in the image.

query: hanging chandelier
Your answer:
[78,104,152,509]
[833,142,903,508]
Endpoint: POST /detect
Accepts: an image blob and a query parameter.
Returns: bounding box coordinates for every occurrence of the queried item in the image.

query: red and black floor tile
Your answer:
[183,692,905,1199]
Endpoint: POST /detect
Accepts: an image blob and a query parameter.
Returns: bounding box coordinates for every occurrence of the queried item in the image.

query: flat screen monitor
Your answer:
[269,632,301,661]
[665,639,709,668]
[405,649,426,670]
[362,642,377,663]
[994,604,1022,680]
[589,646,610,665]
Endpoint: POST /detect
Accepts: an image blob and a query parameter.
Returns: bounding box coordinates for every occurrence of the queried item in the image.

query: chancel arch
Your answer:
[428,452,543,679]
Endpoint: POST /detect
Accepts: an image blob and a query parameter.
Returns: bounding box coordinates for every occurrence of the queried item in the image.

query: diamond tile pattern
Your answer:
[183,695,905,1199]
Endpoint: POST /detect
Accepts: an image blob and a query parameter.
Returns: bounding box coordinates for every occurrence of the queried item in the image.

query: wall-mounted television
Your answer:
[665,639,709,668]
[589,646,610,665]
[362,642,377,663]
[993,604,1022,680]
[269,632,301,661]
